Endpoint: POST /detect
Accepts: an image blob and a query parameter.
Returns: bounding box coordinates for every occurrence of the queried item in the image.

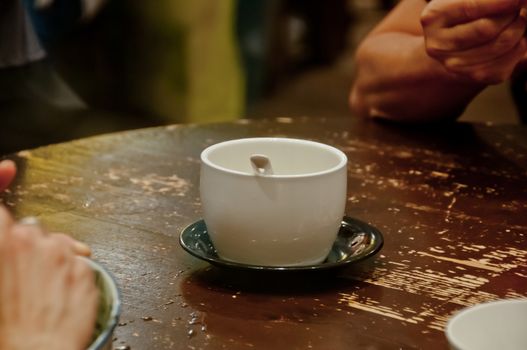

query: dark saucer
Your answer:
[179,217,384,272]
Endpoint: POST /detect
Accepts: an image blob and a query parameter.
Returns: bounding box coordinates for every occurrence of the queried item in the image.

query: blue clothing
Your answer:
[22,0,81,46]
[0,0,81,67]
[0,0,45,67]
[0,0,85,108]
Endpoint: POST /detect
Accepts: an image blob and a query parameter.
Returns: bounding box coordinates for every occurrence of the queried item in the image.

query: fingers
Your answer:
[426,15,516,51]
[12,215,92,256]
[70,257,97,293]
[439,13,527,67]
[29,235,74,319]
[422,0,523,27]
[0,160,16,192]
[51,233,92,257]
[422,0,527,84]
[67,257,99,349]
[450,38,527,84]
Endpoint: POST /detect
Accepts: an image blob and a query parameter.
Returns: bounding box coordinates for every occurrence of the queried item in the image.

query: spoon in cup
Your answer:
[250,154,273,175]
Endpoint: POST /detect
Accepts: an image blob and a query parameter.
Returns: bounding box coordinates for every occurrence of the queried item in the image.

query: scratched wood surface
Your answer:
[1,117,526,350]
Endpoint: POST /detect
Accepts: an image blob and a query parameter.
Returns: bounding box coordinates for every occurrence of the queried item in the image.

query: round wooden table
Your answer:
[2,116,526,349]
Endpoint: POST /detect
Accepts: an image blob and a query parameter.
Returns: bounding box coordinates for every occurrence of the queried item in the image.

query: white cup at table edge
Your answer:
[445,298,527,350]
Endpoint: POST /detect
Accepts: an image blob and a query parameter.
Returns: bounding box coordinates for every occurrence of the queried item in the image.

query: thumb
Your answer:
[0,160,16,192]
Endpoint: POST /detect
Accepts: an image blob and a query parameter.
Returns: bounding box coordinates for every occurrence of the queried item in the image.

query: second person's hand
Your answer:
[421,0,527,84]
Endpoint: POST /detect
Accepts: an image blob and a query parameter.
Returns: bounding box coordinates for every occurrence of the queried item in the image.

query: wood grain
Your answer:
[1,117,526,349]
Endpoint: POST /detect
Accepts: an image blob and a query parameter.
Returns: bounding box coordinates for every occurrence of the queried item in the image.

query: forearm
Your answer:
[350,32,486,122]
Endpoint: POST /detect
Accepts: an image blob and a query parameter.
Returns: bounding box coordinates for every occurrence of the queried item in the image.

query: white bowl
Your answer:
[446,298,527,350]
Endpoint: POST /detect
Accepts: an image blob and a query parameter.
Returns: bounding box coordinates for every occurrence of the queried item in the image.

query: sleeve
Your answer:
[0,0,46,68]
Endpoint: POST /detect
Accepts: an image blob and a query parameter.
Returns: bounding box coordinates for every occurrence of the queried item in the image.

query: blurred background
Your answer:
[0,0,520,154]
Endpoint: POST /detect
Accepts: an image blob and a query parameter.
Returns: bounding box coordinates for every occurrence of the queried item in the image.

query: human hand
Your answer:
[421,0,527,84]
[0,207,99,350]
[0,160,16,192]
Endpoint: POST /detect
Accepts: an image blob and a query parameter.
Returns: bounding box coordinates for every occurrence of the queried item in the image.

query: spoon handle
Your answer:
[250,154,273,175]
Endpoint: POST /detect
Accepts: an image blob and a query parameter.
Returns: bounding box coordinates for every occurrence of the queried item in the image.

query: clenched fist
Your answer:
[421,0,527,84]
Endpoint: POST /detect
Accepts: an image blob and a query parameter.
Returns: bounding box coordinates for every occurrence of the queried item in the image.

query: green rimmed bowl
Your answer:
[83,258,121,350]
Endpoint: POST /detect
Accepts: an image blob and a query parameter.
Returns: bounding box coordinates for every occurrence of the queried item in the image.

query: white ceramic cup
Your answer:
[445,298,527,350]
[200,137,348,266]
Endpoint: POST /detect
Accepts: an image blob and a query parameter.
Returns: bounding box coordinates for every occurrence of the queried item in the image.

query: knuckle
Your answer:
[467,70,487,83]
[442,59,457,71]
[11,227,36,250]
[472,21,500,42]
[45,239,69,263]
[420,14,432,28]
[75,258,95,279]
[424,42,445,59]
[443,57,461,71]
[462,0,481,21]
[49,233,73,249]
[424,37,445,55]
[440,37,464,52]
[48,235,70,252]
[468,69,504,84]
[496,30,521,50]
[420,7,440,27]
[441,62,465,78]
